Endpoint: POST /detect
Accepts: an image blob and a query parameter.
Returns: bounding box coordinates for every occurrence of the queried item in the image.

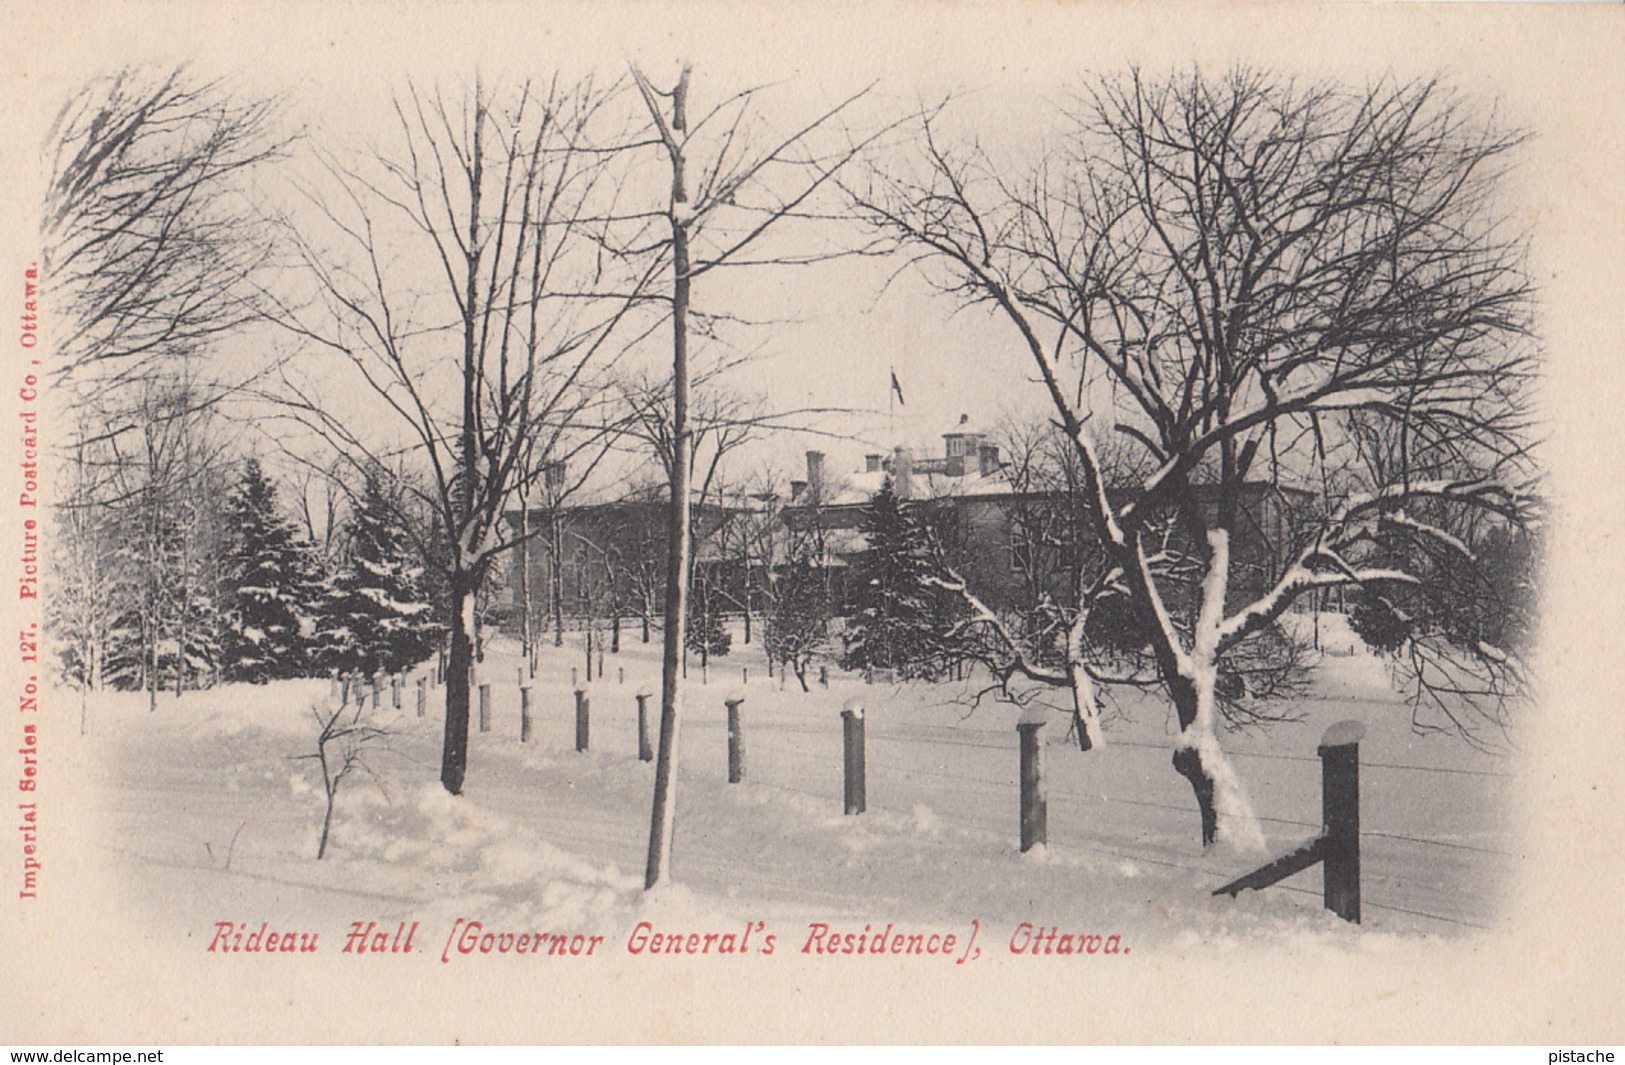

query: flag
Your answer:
[889,369,905,407]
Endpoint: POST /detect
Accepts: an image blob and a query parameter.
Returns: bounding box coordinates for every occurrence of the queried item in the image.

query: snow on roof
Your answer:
[807,464,1017,508]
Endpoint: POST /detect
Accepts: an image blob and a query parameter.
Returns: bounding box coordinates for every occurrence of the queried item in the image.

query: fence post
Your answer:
[477,683,491,733]
[819,666,829,689]
[329,673,341,699]
[574,689,590,752]
[1318,720,1365,924]
[1017,709,1047,853]
[635,688,653,762]
[391,674,402,710]
[416,676,426,718]
[841,697,866,815]
[571,667,578,690]
[519,686,533,743]
[725,692,745,784]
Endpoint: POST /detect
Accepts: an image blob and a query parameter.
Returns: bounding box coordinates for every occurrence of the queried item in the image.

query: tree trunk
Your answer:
[519,492,532,663]
[1166,651,1265,853]
[317,785,337,859]
[147,612,158,714]
[1121,526,1263,851]
[550,519,565,648]
[646,65,694,891]
[440,576,477,795]
[1064,611,1103,752]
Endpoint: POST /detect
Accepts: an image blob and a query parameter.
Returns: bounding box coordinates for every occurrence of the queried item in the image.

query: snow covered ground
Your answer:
[69,614,1518,957]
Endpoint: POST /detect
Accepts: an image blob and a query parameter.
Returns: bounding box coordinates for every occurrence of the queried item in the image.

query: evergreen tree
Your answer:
[318,473,442,677]
[763,555,832,691]
[685,581,732,661]
[221,459,324,683]
[840,478,959,679]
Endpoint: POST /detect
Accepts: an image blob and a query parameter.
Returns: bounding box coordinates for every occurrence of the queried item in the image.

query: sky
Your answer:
[13,1,1591,508]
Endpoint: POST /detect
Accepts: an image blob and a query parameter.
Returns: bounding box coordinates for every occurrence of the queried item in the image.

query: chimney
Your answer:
[806,450,825,489]
[891,447,913,500]
[978,443,1001,477]
[790,480,807,502]
[865,453,882,473]
[543,459,566,493]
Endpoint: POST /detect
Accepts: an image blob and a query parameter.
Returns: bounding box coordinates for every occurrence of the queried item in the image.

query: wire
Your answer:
[1361,829,1515,859]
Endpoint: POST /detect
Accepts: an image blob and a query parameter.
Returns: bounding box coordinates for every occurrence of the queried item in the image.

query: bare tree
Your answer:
[628,64,890,887]
[276,75,656,795]
[856,69,1537,849]
[304,692,391,860]
[49,426,128,731]
[42,66,286,711]
[43,65,286,411]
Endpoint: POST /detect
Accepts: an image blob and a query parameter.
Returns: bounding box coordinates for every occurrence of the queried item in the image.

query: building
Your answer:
[501,414,1314,636]
[502,483,775,640]
[783,415,1313,618]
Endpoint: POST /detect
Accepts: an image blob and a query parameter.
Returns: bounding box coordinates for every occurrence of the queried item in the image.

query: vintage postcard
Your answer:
[2,0,1622,1046]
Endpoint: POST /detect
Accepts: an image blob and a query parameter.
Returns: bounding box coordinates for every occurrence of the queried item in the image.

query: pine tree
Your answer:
[318,473,442,678]
[221,459,324,683]
[840,478,958,679]
[685,579,732,661]
[763,555,831,691]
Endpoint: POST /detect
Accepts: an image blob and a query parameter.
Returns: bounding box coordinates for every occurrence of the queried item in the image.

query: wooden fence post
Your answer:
[819,666,829,688]
[841,698,866,815]
[370,676,381,710]
[415,676,426,718]
[477,683,491,733]
[1017,709,1047,853]
[726,693,745,784]
[1212,720,1365,925]
[520,686,533,743]
[1319,720,1364,924]
[574,689,590,752]
[635,689,653,762]
[329,674,341,699]
[391,674,402,710]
